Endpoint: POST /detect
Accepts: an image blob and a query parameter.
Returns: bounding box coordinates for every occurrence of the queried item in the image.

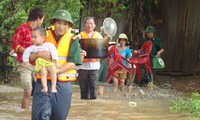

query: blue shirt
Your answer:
[117,47,132,66]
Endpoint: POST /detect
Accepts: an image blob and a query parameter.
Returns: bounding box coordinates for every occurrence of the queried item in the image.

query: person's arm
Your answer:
[22,46,33,67]
[22,46,32,63]
[78,33,87,57]
[68,38,82,65]
[156,38,164,57]
[57,38,82,74]
[98,32,103,39]
[48,43,61,68]
[54,60,61,68]
[47,42,59,60]
[57,62,75,74]
[157,48,164,57]
[29,51,51,62]
[10,27,25,53]
[127,48,132,58]
[54,32,82,74]
[17,46,26,53]
[133,38,146,54]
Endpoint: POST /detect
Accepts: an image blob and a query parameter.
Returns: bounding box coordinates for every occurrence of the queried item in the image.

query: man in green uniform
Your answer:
[30,9,82,120]
[140,26,164,86]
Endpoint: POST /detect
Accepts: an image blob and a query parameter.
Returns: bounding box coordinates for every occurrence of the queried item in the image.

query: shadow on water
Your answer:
[0,83,196,120]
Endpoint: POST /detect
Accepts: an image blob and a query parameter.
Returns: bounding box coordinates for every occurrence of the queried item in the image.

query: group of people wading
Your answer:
[10,6,164,120]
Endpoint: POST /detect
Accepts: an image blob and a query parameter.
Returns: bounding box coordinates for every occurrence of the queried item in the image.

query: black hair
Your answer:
[84,17,95,24]
[27,7,44,21]
[118,38,127,43]
[32,26,46,37]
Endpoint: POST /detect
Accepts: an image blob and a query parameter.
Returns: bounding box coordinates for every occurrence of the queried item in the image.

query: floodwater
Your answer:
[0,84,195,120]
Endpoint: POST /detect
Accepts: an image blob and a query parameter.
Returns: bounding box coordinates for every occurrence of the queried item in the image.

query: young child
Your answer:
[22,26,60,93]
[113,33,132,94]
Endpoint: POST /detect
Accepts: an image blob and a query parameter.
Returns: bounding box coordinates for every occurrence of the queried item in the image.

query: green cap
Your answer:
[145,26,155,33]
[50,9,74,27]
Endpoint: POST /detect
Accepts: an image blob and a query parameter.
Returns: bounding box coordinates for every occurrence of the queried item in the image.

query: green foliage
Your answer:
[145,0,161,18]
[82,0,127,18]
[0,44,3,53]
[7,56,17,70]
[0,0,27,39]
[0,0,83,48]
[32,0,83,28]
[170,93,200,117]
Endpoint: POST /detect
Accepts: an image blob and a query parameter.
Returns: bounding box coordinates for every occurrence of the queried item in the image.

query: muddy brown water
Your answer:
[0,84,195,120]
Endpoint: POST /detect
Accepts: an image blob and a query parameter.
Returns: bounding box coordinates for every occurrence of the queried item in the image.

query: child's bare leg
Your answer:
[47,65,57,93]
[120,79,125,94]
[40,68,48,92]
[113,77,118,94]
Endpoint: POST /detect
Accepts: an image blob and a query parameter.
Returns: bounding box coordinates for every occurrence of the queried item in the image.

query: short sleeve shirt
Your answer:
[117,47,132,66]
[141,37,164,57]
[10,22,32,62]
[68,38,82,65]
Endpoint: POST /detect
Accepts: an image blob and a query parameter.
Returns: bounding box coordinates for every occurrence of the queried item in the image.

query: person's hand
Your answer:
[104,34,108,38]
[9,49,15,55]
[81,50,87,56]
[156,49,164,57]
[55,61,61,74]
[157,51,161,57]
[55,61,61,68]
[106,36,112,42]
[9,49,17,57]
[37,51,51,60]
[24,62,31,67]
[133,50,139,54]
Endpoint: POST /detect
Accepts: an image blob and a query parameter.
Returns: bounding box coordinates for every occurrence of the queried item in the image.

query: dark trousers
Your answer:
[32,81,72,120]
[78,70,98,99]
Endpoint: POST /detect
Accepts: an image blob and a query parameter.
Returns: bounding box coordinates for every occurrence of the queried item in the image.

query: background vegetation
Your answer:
[0,0,160,53]
[0,0,83,54]
[170,93,200,117]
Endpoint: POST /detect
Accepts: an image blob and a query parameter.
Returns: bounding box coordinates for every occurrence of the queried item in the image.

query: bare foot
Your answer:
[41,88,48,93]
[51,88,57,93]
[147,82,154,90]
[97,87,104,96]
[128,86,132,92]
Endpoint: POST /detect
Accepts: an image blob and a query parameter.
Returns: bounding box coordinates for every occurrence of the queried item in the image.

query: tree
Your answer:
[0,0,83,54]
[80,0,160,49]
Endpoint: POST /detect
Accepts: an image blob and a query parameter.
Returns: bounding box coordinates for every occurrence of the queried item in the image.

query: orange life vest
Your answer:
[80,31,100,62]
[35,30,78,82]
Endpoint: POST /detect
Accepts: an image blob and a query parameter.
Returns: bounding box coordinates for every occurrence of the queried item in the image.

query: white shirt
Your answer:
[22,42,58,62]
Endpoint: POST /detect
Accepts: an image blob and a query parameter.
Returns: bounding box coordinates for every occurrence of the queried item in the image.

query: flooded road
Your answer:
[0,85,30,120]
[0,84,195,120]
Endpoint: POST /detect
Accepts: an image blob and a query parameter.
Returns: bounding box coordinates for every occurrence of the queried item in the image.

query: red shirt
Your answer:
[10,22,32,62]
